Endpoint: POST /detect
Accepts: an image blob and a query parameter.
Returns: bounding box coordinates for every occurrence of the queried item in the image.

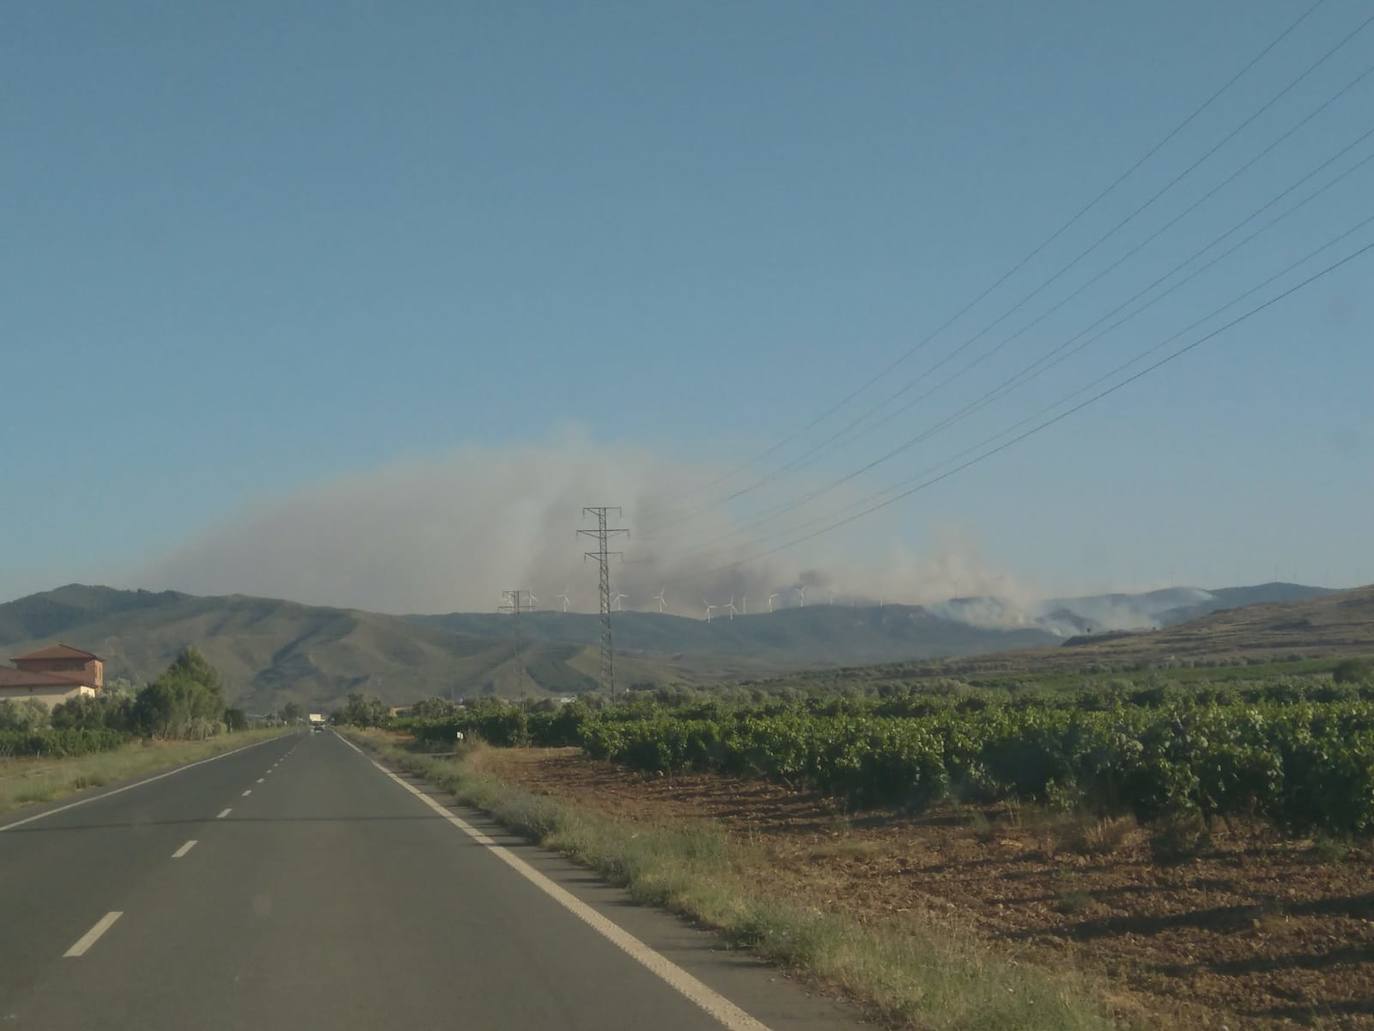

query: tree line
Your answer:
[0,648,248,756]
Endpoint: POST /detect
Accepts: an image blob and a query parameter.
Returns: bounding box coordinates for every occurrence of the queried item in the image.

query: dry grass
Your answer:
[348,729,1125,1031]
[0,728,292,816]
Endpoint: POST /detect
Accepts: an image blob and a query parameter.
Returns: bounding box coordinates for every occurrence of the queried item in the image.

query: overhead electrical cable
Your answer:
[687,7,1374,518]
[664,123,1374,561]
[697,226,1374,574]
[650,0,1331,515]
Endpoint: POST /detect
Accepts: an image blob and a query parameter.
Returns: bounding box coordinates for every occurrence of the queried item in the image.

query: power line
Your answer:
[696,6,1374,524]
[712,213,1374,564]
[706,229,1374,573]
[498,589,535,692]
[649,0,1334,526]
[749,56,1374,493]
[578,507,628,696]
[667,120,1374,563]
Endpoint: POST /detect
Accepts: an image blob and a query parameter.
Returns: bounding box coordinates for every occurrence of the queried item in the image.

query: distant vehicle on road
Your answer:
[308,713,326,733]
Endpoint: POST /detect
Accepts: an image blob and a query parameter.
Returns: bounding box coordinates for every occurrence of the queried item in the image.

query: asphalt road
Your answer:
[0,730,863,1029]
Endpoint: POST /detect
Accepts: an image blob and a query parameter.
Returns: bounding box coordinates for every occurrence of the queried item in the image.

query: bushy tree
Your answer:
[410,696,463,720]
[0,698,50,732]
[1333,658,1372,685]
[50,691,134,732]
[278,701,305,723]
[132,647,227,738]
[337,692,387,727]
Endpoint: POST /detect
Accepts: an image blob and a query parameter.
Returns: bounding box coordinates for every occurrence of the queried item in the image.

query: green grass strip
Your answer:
[348,730,1126,1031]
[0,727,293,816]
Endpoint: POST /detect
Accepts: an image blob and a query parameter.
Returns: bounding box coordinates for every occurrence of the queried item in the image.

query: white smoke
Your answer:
[139,433,1040,617]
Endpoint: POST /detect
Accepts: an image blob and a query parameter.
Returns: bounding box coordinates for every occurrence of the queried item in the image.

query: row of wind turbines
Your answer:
[544,584,821,621]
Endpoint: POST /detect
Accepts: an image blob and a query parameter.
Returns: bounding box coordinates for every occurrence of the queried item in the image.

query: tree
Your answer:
[224,708,249,732]
[0,698,49,732]
[1333,658,1371,685]
[132,647,228,738]
[50,692,133,732]
[410,697,462,720]
[337,692,387,727]
[279,701,305,724]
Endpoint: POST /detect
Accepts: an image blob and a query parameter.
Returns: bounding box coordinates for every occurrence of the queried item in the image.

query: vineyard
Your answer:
[0,727,128,759]
[403,674,1374,838]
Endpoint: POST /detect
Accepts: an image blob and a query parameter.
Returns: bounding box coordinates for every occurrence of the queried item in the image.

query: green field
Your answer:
[398,655,1374,843]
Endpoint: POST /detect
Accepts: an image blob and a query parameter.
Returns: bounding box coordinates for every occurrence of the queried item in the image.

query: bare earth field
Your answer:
[486,747,1374,1029]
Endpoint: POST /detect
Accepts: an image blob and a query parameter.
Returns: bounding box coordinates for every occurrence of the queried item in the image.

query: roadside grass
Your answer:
[347,728,1127,1031]
[0,728,293,817]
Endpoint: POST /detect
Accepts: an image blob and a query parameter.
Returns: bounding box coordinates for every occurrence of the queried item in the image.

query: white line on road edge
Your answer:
[0,736,290,834]
[216,808,232,819]
[241,789,252,797]
[171,839,198,859]
[337,734,770,1031]
[64,912,122,957]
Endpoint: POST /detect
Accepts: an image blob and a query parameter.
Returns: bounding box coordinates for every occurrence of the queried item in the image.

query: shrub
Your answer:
[0,699,50,732]
[1333,659,1372,685]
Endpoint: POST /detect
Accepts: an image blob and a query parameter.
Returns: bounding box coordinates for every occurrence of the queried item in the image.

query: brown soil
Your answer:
[485,747,1374,1029]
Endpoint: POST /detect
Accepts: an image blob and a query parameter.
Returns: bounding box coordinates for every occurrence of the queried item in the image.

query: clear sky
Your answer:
[3,0,1372,610]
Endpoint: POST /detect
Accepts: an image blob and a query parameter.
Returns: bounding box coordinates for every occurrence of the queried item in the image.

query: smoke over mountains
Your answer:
[138,434,1030,617]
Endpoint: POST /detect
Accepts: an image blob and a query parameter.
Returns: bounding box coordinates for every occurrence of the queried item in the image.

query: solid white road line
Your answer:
[241,789,252,797]
[171,839,198,859]
[0,736,288,834]
[64,912,122,957]
[339,735,770,1031]
[216,808,232,819]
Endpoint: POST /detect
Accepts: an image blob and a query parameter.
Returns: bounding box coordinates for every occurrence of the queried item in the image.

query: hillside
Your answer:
[409,604,1056,665]
[1,582,1360,713]
[0,585,1055,712]
[1064,583,1374,662]
[771,584,1374,689]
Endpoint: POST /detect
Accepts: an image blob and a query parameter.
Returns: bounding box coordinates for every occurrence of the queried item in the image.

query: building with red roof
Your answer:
[0,644,104,709]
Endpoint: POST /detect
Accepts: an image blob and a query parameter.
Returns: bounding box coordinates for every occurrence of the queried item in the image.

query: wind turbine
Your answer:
[612,592,628,612]
[795,585,807,608]
[528,591,539,609]
[724,596,738,620]
[767,592,780,613]
[652,588,668,613]
[556,588,572,614]
[703,601,717,623]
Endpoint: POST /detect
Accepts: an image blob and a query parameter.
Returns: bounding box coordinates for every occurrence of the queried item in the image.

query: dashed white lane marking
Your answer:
[241,789,252,797]
[256,778,264,783]
[171,839,197,859]
[0,736,288,834]
[338,733,770,1031]
[216,808,232,819]
[64,912,122,957]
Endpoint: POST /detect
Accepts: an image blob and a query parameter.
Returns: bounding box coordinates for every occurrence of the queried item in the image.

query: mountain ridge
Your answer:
[0,581,1343,712]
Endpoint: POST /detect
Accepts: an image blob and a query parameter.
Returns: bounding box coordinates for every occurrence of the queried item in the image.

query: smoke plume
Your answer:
[140,434,1033,617]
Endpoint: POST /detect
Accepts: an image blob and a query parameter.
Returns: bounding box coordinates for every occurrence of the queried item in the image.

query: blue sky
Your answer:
[3,0,1372,609]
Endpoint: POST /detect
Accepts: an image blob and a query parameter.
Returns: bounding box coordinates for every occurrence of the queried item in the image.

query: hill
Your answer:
[0,582,1359,713]
[771,584,1374,690]
[0,585,1056,712]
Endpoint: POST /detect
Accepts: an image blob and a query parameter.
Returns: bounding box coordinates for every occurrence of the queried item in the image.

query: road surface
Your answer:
[0,730,863,1029]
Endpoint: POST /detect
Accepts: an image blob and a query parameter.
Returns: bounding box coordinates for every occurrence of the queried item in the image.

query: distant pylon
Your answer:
[498,589,535,690]
[578,507,628,697]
